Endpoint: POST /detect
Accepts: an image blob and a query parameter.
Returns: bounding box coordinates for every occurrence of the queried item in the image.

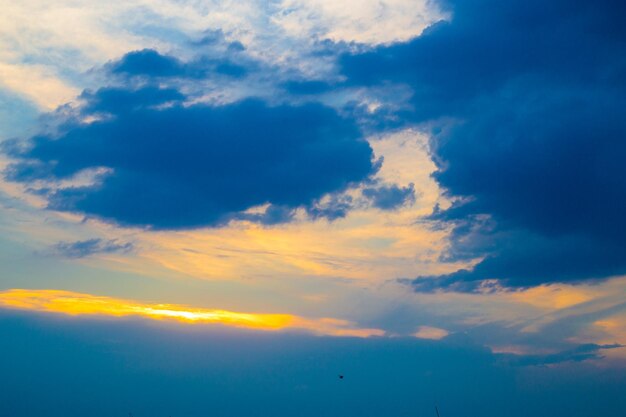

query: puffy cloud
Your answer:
[5,86,377,229]
[341,0,626,290]
[0,0,445,115]
[110,49,187,78]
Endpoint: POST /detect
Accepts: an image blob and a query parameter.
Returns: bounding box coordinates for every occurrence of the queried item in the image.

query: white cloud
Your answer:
[274,0,446,45]
[0,0,445,112]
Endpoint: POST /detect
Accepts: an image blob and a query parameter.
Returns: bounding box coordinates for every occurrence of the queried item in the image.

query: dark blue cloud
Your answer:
[51,238,134,258]
[235,204,296,225]
[413,230,626,292]
[342,0,626,290]
[81,86,184,114]
[227,41,246,52]
[342,0,626,120]
[306,194,354,221]
[5,87,377,229]
[110,48,251,79]
[111,49,186,77]
[362,183,415,210]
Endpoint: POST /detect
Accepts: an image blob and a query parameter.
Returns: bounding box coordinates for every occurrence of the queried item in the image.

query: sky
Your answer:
[0,0,625,415]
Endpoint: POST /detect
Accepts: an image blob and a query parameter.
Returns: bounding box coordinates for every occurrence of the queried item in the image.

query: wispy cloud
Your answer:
[51,238,134,258]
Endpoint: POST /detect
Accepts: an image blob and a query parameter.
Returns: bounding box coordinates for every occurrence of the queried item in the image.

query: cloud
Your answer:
[362,182,415,210]
[306,193,355,221]
[110,49,186,77]
[109,48,250,80]
[413,325,448,340]
[413,232,626,292]
[501,343,624,367]
[273,0,446,45]
[51,238,134,258]
[0,0,446,117]
[341,0,626,290]
[5,86,378,229]
[80,85,184,114]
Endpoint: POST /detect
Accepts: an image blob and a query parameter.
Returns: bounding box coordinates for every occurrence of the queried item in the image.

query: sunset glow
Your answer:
[1,0,625,414]
[0,289,384,337]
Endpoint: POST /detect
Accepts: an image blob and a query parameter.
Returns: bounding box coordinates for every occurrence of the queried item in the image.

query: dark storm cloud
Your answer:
[342,0,626,290]
[51,238,134,258]
[5,87,377,229]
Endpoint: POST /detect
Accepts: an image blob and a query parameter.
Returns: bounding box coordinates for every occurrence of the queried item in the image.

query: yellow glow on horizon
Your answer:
[0,289,384,337]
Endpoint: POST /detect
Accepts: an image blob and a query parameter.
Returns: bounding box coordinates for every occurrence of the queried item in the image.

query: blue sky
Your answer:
[1,0,626,415]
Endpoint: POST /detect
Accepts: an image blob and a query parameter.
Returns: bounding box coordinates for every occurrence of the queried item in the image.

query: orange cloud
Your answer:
[413,325,449,340]
[509,284,595,310]
[0,289,384,337]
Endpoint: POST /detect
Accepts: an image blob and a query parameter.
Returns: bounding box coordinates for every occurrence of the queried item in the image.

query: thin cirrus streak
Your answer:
[0,289,384,337]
